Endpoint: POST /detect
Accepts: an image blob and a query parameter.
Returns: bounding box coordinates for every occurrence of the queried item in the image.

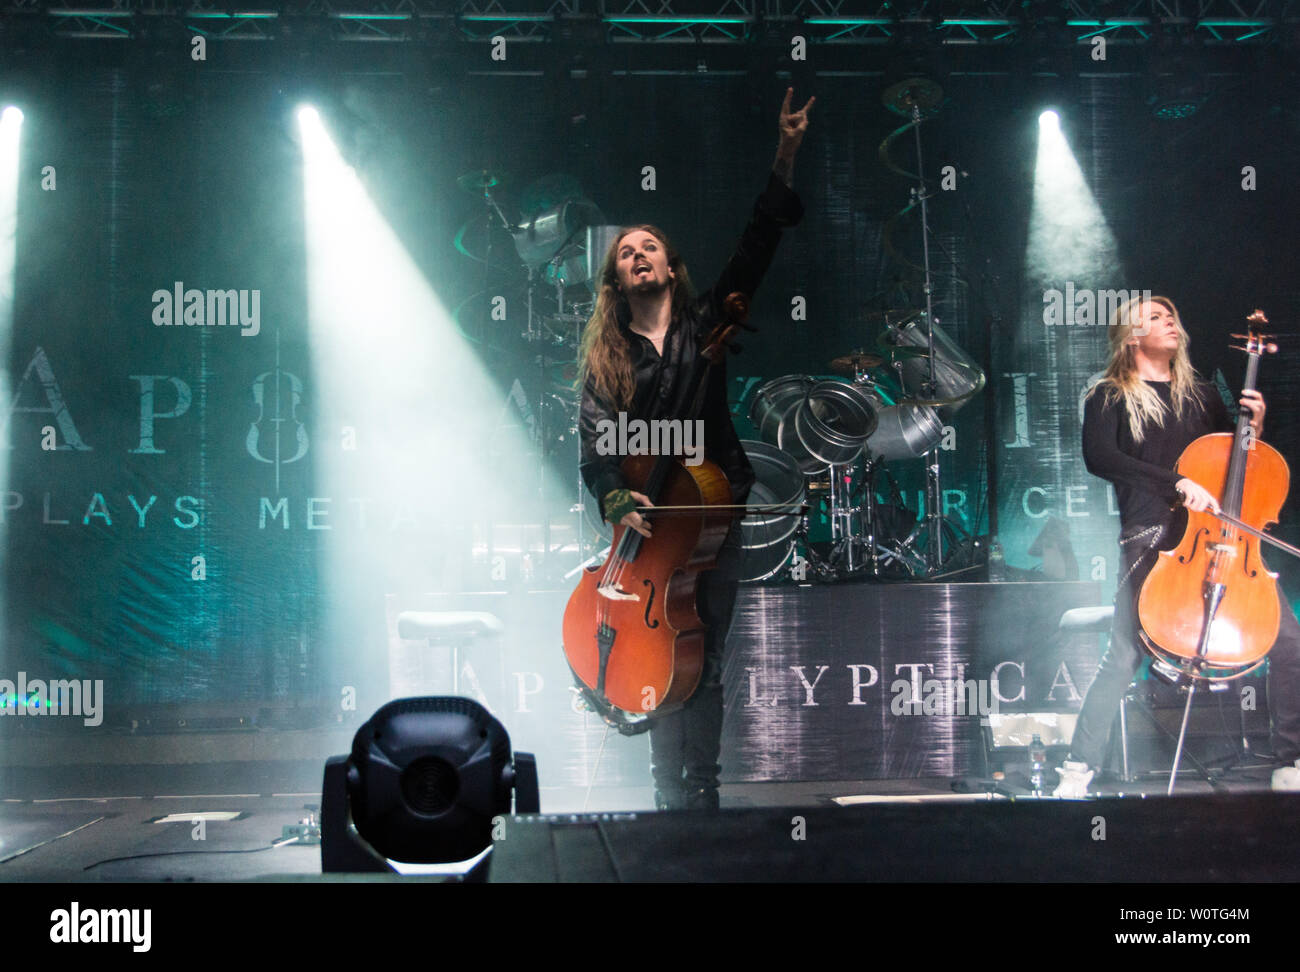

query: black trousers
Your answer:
[1070,526,1300,770]
[648,540,741,796]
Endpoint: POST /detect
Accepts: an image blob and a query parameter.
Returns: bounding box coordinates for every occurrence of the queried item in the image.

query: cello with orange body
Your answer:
[562,295,751,733]
[1137,312,1289,677]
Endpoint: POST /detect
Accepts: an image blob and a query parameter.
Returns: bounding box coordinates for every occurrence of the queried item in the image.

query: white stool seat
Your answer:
[397,611,504,640]
[1057,605,1114,633]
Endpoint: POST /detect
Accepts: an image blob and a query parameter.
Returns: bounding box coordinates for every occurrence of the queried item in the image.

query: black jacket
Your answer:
[1081,377,1232,532]
[579,171,804,519]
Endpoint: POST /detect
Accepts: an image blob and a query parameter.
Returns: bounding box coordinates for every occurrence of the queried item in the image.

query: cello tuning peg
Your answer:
[1265,342,1279,354]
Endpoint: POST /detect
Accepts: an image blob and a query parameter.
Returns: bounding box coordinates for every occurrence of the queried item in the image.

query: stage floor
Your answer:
[0,762,1287,882]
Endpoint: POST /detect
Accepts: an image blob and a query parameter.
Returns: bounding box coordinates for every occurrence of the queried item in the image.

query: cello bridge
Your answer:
[598,583,640,602]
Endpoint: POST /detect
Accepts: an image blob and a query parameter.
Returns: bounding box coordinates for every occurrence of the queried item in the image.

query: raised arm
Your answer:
[772,87,814,188]
[704,88,813,317]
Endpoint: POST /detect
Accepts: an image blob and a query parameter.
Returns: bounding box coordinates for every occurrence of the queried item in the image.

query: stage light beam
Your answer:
[0,104,23,665]
[297,106,566,691]
[1025,107,1120,284]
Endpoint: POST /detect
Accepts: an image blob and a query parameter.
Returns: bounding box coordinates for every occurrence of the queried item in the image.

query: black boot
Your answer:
[682,679,723,808]
[654,787,686,811]
[684,786,720,811]
[650,709,686,812]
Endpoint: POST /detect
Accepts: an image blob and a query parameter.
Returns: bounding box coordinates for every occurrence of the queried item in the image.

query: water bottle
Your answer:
[1029,733,1047,794]
[988,539,1006,582]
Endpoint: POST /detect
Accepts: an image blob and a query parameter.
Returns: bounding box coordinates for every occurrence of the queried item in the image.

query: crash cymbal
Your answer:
[453,214,524,270]
[457,169,501,193]
[829,350,885,375]
[881,77,944,117]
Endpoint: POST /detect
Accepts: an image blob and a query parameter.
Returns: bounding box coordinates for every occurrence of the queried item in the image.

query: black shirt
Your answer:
[1082,377,1233,532]
[579,172,804,518]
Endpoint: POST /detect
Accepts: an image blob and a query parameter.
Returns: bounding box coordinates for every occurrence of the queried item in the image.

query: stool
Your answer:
[396,611,505,698]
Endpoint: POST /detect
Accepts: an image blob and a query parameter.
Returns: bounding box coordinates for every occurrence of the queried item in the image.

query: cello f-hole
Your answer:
[1178,527,1209,564]
[642,579,659,628]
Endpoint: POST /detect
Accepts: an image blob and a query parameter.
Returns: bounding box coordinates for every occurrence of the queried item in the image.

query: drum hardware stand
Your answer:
[858,458,880,576]
[793,512,842,582]
[804,459,917,580]
[827,462,866,574]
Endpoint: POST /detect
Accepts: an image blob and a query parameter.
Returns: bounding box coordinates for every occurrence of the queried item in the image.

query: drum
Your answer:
[845,381,944,461]
[737,441,805,582]
[748,375,813,447]
[779,380,879,473]
[879,314,985,413]
[868,403,945,460]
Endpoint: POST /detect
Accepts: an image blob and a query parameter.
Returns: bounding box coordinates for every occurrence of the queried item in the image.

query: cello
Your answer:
[1136,310,1299,792]
[1137,312,1288,678]
[562,294,752,734]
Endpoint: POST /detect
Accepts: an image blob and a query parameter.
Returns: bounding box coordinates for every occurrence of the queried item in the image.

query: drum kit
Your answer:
[731,70,991,582]
[736,307,984,582]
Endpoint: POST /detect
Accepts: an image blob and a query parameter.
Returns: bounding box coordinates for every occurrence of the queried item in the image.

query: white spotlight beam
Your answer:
[1026,110,1121,286]
[0,105,23,650]
[298,107,559,590]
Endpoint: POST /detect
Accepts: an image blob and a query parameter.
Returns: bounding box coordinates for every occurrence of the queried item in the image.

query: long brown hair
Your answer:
[578,224,696,409]
[1089,295,1205,443]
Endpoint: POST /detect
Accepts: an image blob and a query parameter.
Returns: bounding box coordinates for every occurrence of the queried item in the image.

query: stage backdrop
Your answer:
[1,59,1296,735]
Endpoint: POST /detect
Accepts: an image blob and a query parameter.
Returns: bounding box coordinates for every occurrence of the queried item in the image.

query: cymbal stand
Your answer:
[906,99,949,575]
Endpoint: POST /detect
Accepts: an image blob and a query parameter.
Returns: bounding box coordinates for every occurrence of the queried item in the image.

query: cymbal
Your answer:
[519,173,585,217]
[864,308,926,329]
[457,169,501,193]
[829,350,885,375]
[881,77,944,117]
[873,337,930,360]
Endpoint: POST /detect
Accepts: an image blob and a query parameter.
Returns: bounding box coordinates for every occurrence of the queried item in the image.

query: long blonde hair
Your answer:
[578,224,695,409]
[1089,295,1205,443]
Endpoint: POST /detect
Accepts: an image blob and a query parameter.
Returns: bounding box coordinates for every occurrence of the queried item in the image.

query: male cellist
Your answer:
[1055,296,1300,796]
[575,89,813,810]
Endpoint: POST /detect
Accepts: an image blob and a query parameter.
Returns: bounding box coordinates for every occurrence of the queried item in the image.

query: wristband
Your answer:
[604,488,638,525]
